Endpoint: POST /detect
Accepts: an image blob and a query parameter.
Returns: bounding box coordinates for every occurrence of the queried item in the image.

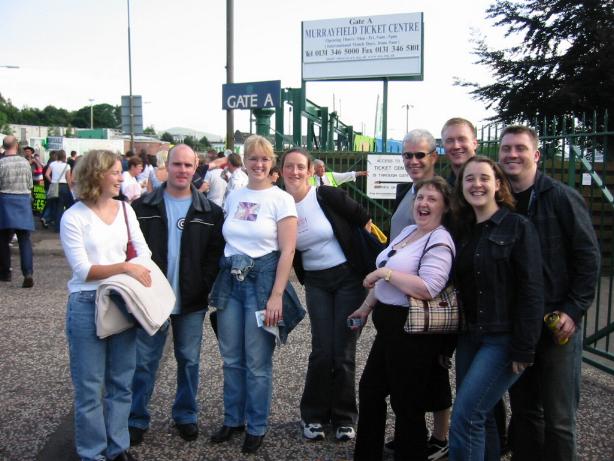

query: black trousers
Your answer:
[354,303,445,461]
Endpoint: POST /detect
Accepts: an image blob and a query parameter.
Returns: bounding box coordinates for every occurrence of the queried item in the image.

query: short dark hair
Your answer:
[500,125,539,150]
[227,153,243,168]
[128,156,143,168]
[70,150,77,157]
[23,146,35,154]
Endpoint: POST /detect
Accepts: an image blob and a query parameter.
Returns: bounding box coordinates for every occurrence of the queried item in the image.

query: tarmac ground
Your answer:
[1,225,613,461]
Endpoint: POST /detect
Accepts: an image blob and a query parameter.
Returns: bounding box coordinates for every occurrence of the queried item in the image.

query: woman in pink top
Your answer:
[349,176,456,461]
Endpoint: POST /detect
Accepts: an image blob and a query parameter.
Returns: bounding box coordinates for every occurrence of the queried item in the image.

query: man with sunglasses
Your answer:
[390,129,438,240]
[386,129,451,460]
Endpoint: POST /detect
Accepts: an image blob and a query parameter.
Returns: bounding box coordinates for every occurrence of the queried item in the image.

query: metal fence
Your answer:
[305,110,614,374]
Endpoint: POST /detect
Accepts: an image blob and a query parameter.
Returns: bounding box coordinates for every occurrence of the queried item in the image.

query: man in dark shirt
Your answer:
[499,125,600,461]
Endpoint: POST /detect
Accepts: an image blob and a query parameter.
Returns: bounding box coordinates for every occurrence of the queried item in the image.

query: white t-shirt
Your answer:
[226,168,248,196]
[295,187,346,270]
[60,201,151,293]
[204,168,227,207]
[223,186,297,258]
[49,160,71,183]
[121,171,141,202]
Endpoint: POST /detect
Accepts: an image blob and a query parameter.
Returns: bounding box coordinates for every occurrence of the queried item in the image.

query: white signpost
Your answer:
[366,154,410,199]
[302,13,423,81]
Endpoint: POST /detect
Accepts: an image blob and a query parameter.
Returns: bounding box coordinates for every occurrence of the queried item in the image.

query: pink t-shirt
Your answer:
[374,225,455,307]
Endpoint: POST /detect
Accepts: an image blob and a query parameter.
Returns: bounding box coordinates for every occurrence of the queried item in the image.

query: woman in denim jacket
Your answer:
[449,156,544,461]
[208,135,299,455]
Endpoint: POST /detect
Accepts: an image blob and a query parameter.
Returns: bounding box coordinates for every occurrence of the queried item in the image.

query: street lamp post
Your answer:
[88,99,95,129]
[402,104,414,133]
[127,0,135,152]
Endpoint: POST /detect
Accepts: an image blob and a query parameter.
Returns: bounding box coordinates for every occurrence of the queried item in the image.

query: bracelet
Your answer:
[384,269,392,282]
[361,302,374,310]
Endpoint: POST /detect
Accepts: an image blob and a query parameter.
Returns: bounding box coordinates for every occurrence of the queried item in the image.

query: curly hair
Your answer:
[452,156,515,236]
[73,150,121,203]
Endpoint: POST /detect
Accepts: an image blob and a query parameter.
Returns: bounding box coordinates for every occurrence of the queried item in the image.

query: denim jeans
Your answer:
[0,229,33,277]
[354,303,445,461]
[300,263,365,427]
[216,276,275,436]
[65,290,136,461]
[509,324,583,461]
[54,183,74,232]
[129,309,206,429]
[449,332,522,461]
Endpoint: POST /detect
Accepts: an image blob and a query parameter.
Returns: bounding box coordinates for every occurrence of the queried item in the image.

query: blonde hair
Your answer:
[244,135,276,165]
[73,150,120,202]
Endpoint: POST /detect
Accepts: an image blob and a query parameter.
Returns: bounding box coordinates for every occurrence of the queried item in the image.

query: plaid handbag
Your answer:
[404,241,460,334]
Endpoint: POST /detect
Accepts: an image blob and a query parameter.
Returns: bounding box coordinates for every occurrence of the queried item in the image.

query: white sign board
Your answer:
[302,12,423,81]
[366,154,410,199]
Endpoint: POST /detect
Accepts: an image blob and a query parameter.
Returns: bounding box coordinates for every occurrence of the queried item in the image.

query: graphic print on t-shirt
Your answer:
[176,217,185,230]
[234,202,260,221]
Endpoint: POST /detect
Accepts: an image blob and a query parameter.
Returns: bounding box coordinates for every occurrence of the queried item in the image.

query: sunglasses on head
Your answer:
[378,248,397,268]
[402,149,435,160]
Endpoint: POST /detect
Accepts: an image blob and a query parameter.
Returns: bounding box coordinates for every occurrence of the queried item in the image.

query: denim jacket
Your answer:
[209,251,305,344]
[455,207,544,363]
[526,172,600,323]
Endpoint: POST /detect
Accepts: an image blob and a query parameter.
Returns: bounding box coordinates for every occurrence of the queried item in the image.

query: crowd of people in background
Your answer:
[0,118,600,461]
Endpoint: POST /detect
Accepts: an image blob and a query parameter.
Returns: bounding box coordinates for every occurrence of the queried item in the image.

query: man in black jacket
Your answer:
[128,144,225,444]
[499,126,600,461]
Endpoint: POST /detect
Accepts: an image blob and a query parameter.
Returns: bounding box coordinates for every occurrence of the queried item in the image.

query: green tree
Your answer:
[143,125,156,136]
[458,0,614,121]
[183,135,198,150]
[199,135,211,149]
[160,132,174,143]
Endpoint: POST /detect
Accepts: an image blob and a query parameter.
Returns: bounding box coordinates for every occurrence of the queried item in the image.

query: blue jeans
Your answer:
[65,291,136,461]
[129,309,206,429]
[449,333,522,461]
[54,183,74,232]
[216,277,275,436]
[509,324,583,461]
[0,229,33,277]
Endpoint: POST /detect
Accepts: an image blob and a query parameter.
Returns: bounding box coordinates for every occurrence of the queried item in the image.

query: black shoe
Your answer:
[177,422,199,441]
[22,275,34,288]
[242,433,264,454]
[110,451,138,461]
[129,426,146,446]
[210,424,245,443]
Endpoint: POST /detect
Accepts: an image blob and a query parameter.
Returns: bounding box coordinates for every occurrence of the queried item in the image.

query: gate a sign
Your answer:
[222,80,281,110]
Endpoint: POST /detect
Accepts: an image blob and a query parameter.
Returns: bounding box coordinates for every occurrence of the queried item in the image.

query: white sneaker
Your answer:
[335,426,355,441]
[301,421,325,440]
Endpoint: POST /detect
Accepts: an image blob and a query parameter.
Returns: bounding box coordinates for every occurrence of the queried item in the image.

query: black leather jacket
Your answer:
[131,184,225,314]
[455,207,544,363]
[525,171,600,324]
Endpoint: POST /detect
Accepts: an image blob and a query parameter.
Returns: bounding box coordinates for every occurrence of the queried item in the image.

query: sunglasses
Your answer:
[378,248,397,268]
[402,149,435,160]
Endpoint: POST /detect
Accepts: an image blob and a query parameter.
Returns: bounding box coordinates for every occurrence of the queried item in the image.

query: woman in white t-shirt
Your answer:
[60,150,151,461]
[209,135,297,454]
[44,149,73,232]
[281,147,371,443]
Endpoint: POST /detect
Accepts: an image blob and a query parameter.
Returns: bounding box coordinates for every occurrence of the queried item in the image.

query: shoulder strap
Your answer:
[416,227,452,270]
[121,201,132,241]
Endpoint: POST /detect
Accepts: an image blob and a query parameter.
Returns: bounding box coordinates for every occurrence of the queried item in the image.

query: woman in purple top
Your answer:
[350,176,456,461]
